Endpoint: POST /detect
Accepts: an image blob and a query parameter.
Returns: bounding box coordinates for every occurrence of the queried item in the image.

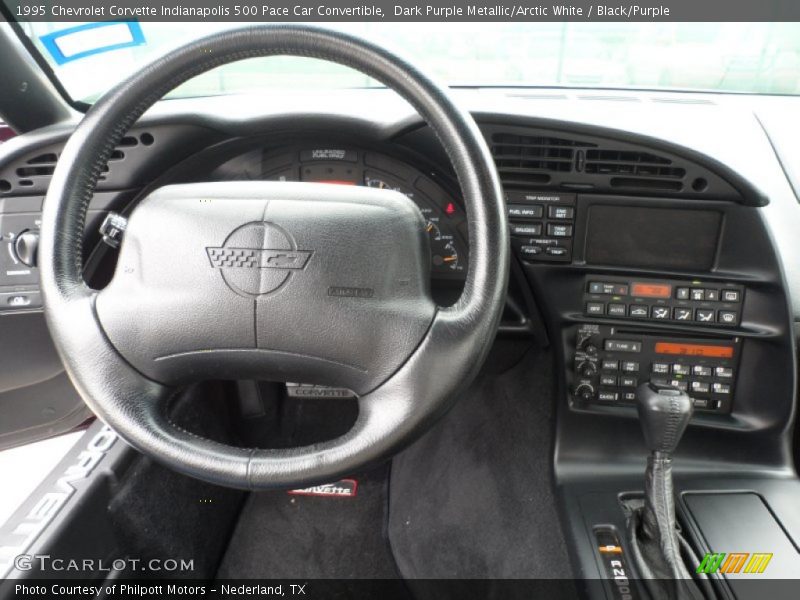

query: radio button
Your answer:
[600,375,617,386]
[598,390,619,402]
[652,363,670,374]
[604,340,642,353]
[692,366,713,377]
[620,376,638,387]
[693,398,710,409]
[712,382,732,395]
[715,367,734,378]
[691,381,711,394]
[601,360,619,371]
[621,361,640,372]
[622,391,637,402]
[669,379,689,392]
[672,364,691,376]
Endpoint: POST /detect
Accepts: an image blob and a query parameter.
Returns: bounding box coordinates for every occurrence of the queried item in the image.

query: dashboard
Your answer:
[0,87,797,471]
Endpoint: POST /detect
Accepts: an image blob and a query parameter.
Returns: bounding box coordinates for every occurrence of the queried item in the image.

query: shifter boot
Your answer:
[626,383,707,600]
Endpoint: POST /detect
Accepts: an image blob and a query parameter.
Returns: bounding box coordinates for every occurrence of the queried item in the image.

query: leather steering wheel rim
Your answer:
[40,25,509,490]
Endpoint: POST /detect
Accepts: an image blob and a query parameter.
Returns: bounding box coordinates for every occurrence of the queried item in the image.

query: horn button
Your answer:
[207,221,313,297]
[95,182,436,394]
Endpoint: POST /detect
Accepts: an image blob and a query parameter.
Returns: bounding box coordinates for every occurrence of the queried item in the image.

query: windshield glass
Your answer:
[11,21,800,103]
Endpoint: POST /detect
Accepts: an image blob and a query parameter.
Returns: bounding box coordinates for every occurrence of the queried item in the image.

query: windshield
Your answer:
[11,21,800,103]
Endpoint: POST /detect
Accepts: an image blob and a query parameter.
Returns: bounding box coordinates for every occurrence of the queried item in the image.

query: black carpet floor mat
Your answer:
[216,465,401,579]
[388,342,575,581]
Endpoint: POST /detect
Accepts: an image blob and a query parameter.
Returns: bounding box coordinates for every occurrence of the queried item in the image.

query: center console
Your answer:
[514,187,797,600]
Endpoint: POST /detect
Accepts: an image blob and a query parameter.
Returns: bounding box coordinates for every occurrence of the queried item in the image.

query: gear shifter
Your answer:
[627,382,706,600]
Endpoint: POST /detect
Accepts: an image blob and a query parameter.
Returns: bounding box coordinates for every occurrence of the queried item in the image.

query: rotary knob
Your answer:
[13,230,39,268]
[578,360,598,377]
[574,383,596,402]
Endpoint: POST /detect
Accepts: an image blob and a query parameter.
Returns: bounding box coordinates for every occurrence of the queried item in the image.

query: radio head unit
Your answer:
[569,324,740,414]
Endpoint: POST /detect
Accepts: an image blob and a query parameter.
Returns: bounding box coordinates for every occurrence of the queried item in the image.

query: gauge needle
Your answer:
[443,256,457,262]
[426,223,434,232]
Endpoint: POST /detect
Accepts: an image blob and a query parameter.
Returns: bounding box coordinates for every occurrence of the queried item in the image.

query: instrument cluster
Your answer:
[208,145,468,279]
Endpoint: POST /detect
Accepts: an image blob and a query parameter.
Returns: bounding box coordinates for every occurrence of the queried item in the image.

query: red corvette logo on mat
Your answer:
[288,479,358,498]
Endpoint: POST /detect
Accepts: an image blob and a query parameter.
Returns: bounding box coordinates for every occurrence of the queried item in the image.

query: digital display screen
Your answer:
[631,282,672,298]
[655,342,734,358]
[586,206,722,271]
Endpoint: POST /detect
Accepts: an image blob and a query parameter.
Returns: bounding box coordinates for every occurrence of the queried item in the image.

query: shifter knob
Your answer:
[635,382,693,456]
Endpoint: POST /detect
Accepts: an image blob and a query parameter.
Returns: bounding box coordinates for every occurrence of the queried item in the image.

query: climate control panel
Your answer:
[583,275,744,327]
[569,324,740,413]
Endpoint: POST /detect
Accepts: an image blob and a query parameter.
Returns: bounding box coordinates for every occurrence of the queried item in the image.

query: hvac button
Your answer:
[673,307,693,321]
[607,303,627,317]
[586,302,605,315]
[721,290,741,302]
[651,306,670,320]
[695,309,715,323]
[718,310,738,325]
[629,305,649,318]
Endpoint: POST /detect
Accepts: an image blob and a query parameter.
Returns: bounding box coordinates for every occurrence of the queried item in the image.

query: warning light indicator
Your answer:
[445,202,456,216]
[631,282,672,299]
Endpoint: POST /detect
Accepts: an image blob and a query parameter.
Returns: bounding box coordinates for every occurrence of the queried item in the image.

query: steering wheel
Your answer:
[40,25,509,490]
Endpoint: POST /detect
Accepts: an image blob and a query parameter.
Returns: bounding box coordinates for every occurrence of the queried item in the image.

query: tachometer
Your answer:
[365,175,465,275]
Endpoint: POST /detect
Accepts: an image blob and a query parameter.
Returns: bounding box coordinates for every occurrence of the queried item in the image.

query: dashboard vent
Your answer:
[16,152,58,178]
[584,149,686,191]
[491,133,595,185]
[0,132,156,195]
